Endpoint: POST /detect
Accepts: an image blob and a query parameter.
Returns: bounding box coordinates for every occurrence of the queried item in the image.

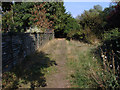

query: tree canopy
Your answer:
[2,1,80,38]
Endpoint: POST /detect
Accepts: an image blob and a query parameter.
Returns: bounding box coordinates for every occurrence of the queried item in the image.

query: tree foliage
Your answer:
[31,3,54,32]
[107,2,120,28]
[2,1,73,35]
[2,10,14,32]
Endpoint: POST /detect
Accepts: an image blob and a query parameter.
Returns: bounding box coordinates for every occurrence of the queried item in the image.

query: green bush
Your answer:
[103,28,120,41]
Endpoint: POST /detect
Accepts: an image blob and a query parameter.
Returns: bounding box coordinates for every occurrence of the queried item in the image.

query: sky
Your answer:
[64,2,111,18]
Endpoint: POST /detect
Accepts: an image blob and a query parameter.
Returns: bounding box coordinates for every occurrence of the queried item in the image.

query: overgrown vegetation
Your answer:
[2,0,120,89]
[66,1,120,88]
[2,51,56,89]
[67,40,119,88]
[2,1,79,37]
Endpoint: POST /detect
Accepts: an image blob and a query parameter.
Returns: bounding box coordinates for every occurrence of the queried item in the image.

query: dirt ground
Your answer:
[3,38,94,89]
[19,38,93,88]
[41,38,71,88]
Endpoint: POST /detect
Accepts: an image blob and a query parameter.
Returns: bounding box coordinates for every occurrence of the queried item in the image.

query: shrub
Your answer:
[103,28,120,41]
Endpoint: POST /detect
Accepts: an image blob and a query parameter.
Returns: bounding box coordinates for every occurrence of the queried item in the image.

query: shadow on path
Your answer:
[2,51,57,89]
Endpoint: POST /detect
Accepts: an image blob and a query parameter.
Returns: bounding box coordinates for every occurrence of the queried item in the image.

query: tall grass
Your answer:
[67,40,119,88]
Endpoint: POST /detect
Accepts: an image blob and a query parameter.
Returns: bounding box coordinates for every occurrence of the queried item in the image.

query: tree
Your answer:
[31,3,54,32]
[94,5,103,11]
[64,13,80,37]
[107,1,120,28]
[76,5,104,37]
[2,10,15,32]
[12,2,35,32]
[2,2,13,12]
[2,1,79,36]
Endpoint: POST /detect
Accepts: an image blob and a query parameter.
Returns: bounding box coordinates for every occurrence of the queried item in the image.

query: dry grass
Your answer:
[66,40,119,88]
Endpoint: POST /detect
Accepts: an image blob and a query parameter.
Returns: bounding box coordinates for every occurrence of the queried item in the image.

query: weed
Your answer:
[2,51,56,89]
[67,40,119,88]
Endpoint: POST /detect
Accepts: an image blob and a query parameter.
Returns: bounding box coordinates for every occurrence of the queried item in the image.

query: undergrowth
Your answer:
[67,40,119,88]
[2,51,56,89]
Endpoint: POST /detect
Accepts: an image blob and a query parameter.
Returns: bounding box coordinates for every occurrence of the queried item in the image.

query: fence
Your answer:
[2,32,54,72]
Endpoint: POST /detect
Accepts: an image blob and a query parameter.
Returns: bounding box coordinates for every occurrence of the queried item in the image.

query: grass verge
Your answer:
[67,40,119,88]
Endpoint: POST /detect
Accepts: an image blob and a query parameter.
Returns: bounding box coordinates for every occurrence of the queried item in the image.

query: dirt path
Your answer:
[3,38,98,89]
[41,39,70,88]
[39,39,93,88]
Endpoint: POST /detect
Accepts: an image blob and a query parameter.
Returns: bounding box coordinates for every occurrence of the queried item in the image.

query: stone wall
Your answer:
[2,32,54,71]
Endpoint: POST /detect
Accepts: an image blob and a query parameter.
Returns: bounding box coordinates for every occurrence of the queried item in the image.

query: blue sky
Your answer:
[64,2,111,18]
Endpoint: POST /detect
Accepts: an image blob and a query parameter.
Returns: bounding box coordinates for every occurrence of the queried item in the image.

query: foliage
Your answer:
[73,6,103,43]
[103,28,120,40]
[77,6,103,37]
[2,1,80,37]
[75,2,120,43]
[74,3,120,88]
[99,28,120,84]
[2,51,56,89]
[2,10,15,32]
[2,2,13,12]
[2,2,35,32]
[67,41,119,88]
[1,1,71,35]
[13,2,35,32]
[64,13,80,38]
[94,5,103,11]
[2,72,18,88]
[2,1,120,88]
[107,2,120,28]
[94,38,120,88]
[31,3,54,32]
